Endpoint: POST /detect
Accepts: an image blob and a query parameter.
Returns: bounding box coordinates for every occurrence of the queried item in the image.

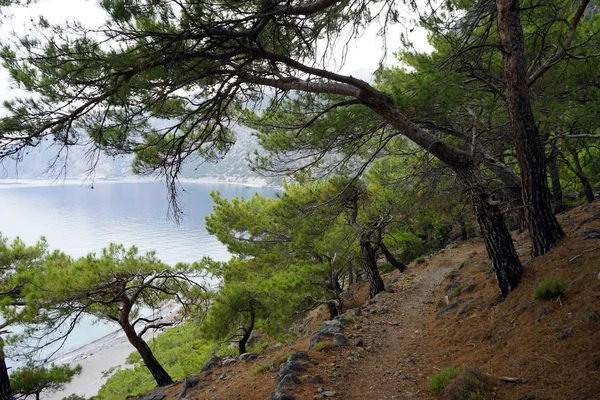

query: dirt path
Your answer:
[331,243,485,399]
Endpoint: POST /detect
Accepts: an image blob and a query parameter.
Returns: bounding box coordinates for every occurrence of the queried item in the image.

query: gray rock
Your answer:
[288,351,310,363]
[444,281,461,294]
[462,284,476,294]
[184,376,200,388]
[333,333,348,347]
[276,361,306,384]
[271,390,296,400]
[310,374,325,384]
[201,356,221,372]
[322,391,337,397]
[559,327,573,340]
[458,297,482,315]
[355,337,364,347]
[277,373,301,388]
[142,388,166,400]
[436,300,464,319]
[239,352,258,362]
[580,229,600,239]
[222,357,237,366]
[584,311,600,322]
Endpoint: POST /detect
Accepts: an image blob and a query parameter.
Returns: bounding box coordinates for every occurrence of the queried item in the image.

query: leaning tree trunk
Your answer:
[362,89,523,297]
[458,169,523,297]
[360,240,385,298]
[496,0,564,256]
[0,340,12,400]
[120,318,173,386]
[378,242,407,272]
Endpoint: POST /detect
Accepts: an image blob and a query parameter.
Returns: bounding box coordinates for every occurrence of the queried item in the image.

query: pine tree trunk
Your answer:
[359,78,523,297]
[457,168,523,298]
[0,346,12,400]
[496,0,564,256]
[378,242,407,272]
[121,320,173,386]
[360,240,385,298]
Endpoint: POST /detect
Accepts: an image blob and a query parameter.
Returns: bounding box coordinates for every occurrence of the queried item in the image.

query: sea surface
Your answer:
[0,178,277,361]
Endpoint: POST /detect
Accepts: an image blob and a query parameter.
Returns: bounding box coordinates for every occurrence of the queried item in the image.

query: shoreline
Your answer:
[0,175,282,190]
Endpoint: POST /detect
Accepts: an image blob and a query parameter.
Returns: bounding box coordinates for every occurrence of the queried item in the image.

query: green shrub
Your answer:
[450,284,463,298]
[447,268,459,281]
[534,276,568,300]
[344,314,357,323]
[312,340,334,351]
[252,362,272,375]
[428,366,460,395]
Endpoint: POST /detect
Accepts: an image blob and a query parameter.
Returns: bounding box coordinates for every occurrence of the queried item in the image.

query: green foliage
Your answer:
[97,321,217,399]
[450,285,463,298]
[10,362,82,399]
[447,268,459,281]
[312,340,334,352]
[252,362,272,376]
[428,366,460,395]
[534,276,569,300]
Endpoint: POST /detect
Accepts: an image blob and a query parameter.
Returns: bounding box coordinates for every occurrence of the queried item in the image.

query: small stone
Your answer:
[184,376,200,388]
[201,356,221,372]
[559,327,573,340]
[288,351,310,363]
[207,387,216,393]
[222,358,237,366]
[142,388,166,400]
[322,391,336,397]
[239,352,258,362]
[584,311,600,322]
[355,337,364,347]
[311,375,325,384]
[277,373,301,388]
[333,333,348,347]
[406,357,416,365]
[271,389,296,400]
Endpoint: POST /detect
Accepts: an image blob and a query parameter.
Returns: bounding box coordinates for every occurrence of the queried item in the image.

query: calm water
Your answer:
[0,179,277,359]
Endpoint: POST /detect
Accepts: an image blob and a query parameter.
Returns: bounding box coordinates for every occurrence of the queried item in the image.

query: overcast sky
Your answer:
[0,0,432,107]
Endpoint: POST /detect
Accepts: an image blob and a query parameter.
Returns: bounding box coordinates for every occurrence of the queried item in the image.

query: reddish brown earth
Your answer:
[135,201,600,400]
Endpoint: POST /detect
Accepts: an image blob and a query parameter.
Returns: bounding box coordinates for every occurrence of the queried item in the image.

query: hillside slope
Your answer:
[132,201,600,400]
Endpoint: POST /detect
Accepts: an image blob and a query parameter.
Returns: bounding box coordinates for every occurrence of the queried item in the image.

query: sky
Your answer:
[0,0,433,106]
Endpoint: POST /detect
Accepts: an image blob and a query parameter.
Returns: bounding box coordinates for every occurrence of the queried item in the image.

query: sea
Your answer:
[0,178,277,362]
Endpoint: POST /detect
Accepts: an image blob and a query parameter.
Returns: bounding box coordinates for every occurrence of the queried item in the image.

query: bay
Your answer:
[0,178,277,360]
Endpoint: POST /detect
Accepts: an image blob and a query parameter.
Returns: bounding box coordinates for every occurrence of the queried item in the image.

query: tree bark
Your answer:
[360,89,523,297]
[457,168,523,297]
[120,312,173,386]
[360,240,385,298]
[0,340,12,400]
[237,306,255,356]
[496,0,564,256]
[378,242,407,272]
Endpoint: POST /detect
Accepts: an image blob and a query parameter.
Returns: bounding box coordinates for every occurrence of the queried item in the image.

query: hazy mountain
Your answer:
[0,125,279,186]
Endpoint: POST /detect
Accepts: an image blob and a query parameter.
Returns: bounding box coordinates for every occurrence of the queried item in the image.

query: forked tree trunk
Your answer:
[237,306,255,356]
[496,0,564,256]
[360,240,385,298]
[120,316,173,386]
[0,343,11,400]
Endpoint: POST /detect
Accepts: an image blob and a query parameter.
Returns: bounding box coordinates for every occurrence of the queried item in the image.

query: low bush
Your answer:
[534,276,568,300]
[428,366,460,395]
